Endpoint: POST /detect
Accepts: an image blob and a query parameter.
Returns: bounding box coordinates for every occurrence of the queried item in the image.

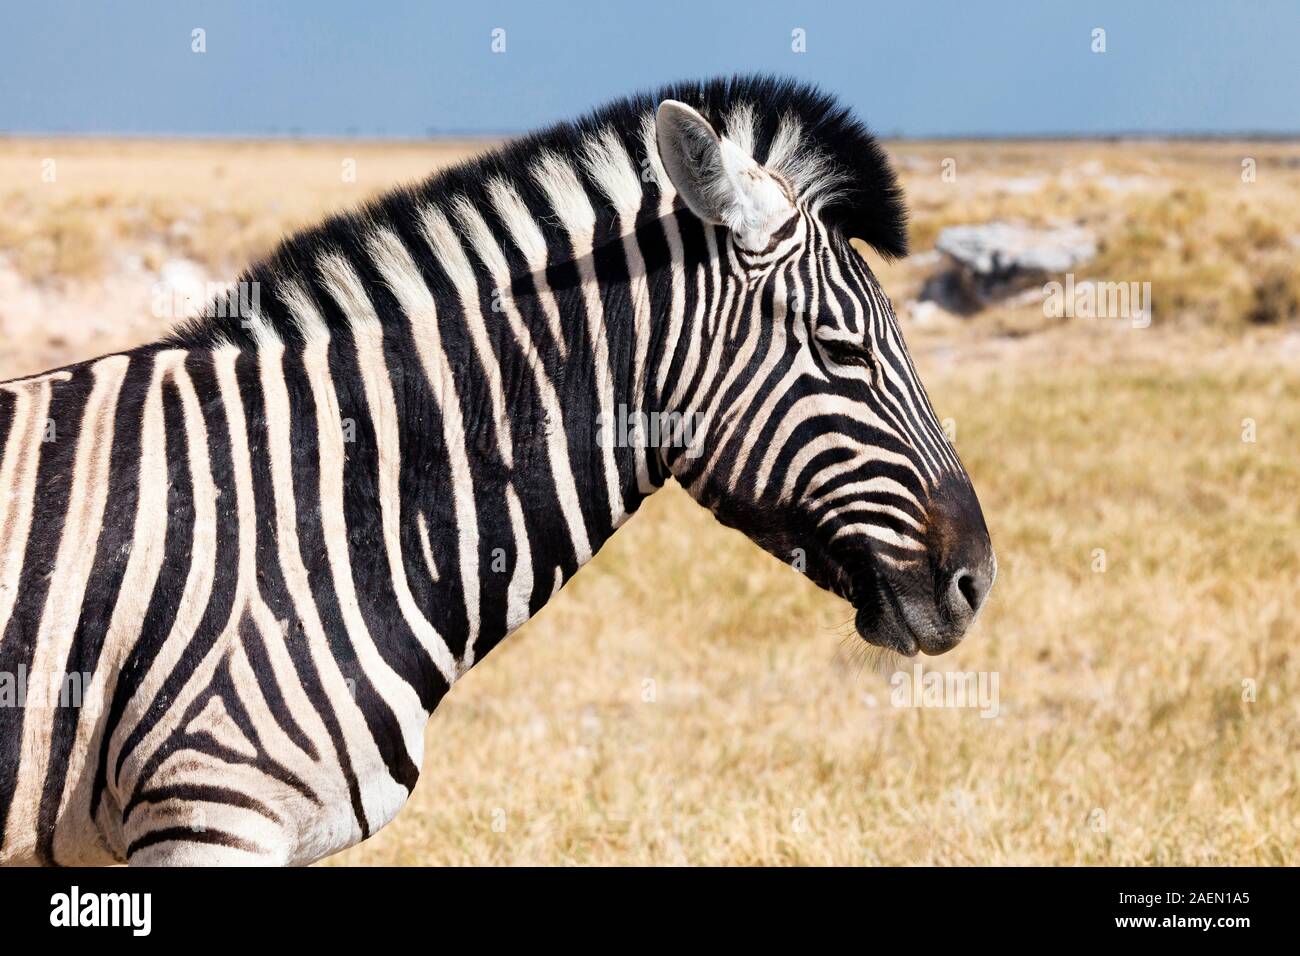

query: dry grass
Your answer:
[1,137,1297,865]
[0,138,485,282]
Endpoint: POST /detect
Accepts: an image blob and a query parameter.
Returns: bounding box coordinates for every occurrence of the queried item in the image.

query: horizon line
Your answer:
[2,129,1298,145]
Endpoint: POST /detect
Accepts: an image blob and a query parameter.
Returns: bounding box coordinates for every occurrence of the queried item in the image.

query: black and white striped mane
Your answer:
[168,75,908,351]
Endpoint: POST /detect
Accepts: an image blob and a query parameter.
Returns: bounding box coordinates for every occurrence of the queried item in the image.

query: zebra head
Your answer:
[653,97,994,657]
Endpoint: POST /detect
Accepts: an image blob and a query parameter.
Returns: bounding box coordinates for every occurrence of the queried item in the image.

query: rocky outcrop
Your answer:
[920,223,1097,314]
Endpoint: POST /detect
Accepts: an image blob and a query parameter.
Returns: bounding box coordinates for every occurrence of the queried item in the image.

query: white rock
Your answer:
[920,222,1097,314]
[935,222,1097,275]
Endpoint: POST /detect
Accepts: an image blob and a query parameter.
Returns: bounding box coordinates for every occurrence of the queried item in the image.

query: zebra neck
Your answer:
[373,210,706,677]
[152,193,721,689]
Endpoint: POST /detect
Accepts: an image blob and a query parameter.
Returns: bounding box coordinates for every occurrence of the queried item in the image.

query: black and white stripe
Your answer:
[0,76,993,866]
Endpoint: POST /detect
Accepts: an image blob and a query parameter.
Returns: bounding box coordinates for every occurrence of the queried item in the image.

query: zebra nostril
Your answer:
[956,571,981,611]
[945,565,991,623]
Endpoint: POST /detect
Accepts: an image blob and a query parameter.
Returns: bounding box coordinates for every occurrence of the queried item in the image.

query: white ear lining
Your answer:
[655,100,795,250]
[715,137,795,249]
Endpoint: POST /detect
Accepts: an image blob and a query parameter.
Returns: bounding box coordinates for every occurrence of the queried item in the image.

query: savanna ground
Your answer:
[1,136,1297,864]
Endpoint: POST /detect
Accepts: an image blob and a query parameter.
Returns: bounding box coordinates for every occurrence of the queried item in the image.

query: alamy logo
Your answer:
[49,886,152,936]
[0,666,100,714]
[1043,273,1151,328]
[595,404,706,458]
[890,663,1000,718]
[152,279,261,321]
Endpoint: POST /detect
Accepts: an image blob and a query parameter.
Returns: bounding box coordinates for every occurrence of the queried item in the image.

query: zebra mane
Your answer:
[171,74,906,349]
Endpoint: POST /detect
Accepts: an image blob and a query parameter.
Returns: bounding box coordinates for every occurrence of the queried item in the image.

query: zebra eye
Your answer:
[818,337,873,370]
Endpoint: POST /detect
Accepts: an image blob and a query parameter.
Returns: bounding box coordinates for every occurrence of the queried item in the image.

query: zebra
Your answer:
[0,76,994,866]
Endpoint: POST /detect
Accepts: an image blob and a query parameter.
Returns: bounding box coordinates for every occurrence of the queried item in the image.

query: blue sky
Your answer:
[2,0,1296,138]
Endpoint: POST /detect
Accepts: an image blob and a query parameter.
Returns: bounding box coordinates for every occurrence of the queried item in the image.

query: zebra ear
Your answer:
[655,99,794,249]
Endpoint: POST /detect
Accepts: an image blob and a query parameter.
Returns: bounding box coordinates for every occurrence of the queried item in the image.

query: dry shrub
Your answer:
[1245,258,1300,325]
